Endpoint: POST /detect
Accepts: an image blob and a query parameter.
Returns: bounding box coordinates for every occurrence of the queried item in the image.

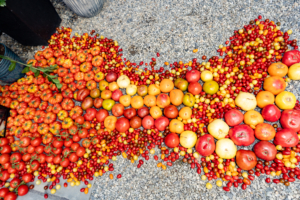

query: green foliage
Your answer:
[0,55,62,90]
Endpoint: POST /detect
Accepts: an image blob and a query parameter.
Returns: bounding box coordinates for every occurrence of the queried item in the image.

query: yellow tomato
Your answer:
[288,63,300,80]
[275,91,296,110]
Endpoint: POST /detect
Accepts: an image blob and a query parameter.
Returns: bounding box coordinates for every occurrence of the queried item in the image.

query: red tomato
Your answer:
[53,138,64,148]
[71,143,80,151]
[4,192,17,200]
[30,160,40,171]
[84,108,97,121]
[0,145,11,154]
[46,155,54,163]
[22,173,33,183]
[0,188,9,198]
[68,153,78,162]
[0,154,10,165]
[0,170,10,181]
[22,153,31,162]
[76,147,85,157]
[0,138,9,147]
[64,138,73,147]
[39,154,46,164]
[60,158,70,167]
[31,137,42,147]
[35,145,44,154]
[10,178,21,188]
[53,155,62,164]
[17,185,29,196]
[78,128,88,138]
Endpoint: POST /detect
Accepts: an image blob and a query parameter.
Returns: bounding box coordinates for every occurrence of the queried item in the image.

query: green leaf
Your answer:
[21,66,30,73]
[34,70,40,77]
[47,76,53,82]
[0,0,6,7]
[8,62,16,71]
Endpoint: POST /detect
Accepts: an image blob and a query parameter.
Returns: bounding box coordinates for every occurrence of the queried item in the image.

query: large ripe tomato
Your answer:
[10,178,21,188]
[31,137,42,147]
[53,155,62,164]
[76,147,85,157]
[3,192,17,200]
[45,155,54,163]
[84,108,97,121]
[10,153,22,163]
[78,128,88,138]
[20,137,31,147]
[0,170,10,181]
[0,188,9,198]
[236,150,257,171]
[64,138,73,147]
[15,161,25,171]
[69,153,78,162]
[17,185,29,196]
[22,153,31,162]
[30,160,40,171]
[60,158,70,168]
[52,147,62,155]
[0,154,10,165]
[53,138,64,148]
[0,138,9,147]
[72,134,81,142]
[71,143,80,151]
[35,145,44,154]
[0,145,11,154]
[39,154,46,164]
[22,173,33,183]
[77,88,90,101]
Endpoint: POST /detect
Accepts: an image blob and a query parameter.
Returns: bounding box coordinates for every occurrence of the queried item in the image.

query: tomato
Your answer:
[0,138,9,146]
[0,145,11,154]
[44,112,56,124]
[16,102,27,115]
[76,80,87,90]
[69,152,78,162]
[80,62,92,72]
[15,161,25,171]
[52,147,62,155]
[62,98,75,111]
[45,155,54,163]
[34,110,46,123]
[3,192,17,200]
[53,138,64,148]
[0,188,9,198]
[40,89,53,102]
[30,160,40,171]
[62,117,74,129]
[20,137,31,147]
[14,115,25,127]
[0,170,10,181]
[24,108,35,120]
[84,108,97,121]
[84,71,95,81]
[10,153,22,163]
[10,178,21,188]
[60,158,70,167]
[86,80,97,90]
[21,153,31,162]
[82,139,91,148]
[76,147,85,157]
[82,121,91,129]
[49,93,63,104]
[64,138,73,147]
[75,116,85,124]
[63,73,74,84]
[71,143,80,151]
[53,155,62,164]
[17,185,29,196]
[77,88,90,101]
[92,55,103,67]
[78,128,88,138]
[69,106,83,120]
[42,133,53,144]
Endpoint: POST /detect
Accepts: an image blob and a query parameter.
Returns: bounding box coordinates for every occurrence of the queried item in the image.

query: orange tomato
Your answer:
[156,93,170,108]
[179,107,192,120]
[144,95,156,107]
[104,116,117,131]
[256,91,275,108]
[268,62,288,77]
[263,76,286,95]
[150,106,162,119]
[170,89,184,106]
[169,119,184,134]
[131,96,144,109]
[159,79,174,93]
[148,84,161,96]
[119,95,131,107]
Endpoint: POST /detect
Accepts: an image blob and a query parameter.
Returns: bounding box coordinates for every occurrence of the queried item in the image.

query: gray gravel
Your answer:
[2,0,300,199]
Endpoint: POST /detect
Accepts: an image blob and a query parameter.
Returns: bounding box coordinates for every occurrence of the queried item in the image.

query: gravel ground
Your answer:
[2,0,300,199]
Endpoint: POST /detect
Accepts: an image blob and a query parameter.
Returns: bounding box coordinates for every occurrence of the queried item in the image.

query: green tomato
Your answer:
[203,81,219,95]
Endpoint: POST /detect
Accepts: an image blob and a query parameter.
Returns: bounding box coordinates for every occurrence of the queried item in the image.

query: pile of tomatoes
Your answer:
[1,15,300,199]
